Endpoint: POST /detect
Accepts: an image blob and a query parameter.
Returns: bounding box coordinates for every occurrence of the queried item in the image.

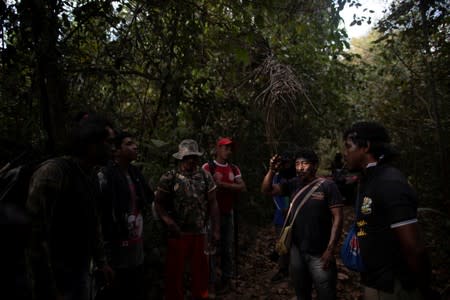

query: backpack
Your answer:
[0,153,66,216]
[0,151,43,300]
[0,151,41,212]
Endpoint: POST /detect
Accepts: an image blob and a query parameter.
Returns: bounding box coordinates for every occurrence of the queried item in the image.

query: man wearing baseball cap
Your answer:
[202,137,246,294]
[155,139,220,300]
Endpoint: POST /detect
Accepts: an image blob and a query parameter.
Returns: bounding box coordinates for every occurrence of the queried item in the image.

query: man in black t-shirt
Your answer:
[343,121,434,300]
[262,149,343,300]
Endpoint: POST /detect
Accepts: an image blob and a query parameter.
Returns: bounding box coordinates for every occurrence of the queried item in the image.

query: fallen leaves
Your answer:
[212,205,448,299]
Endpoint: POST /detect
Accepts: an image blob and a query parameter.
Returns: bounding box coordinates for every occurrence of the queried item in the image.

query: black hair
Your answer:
[114,131,133,149]
[277,151,296,179]
[68,113,113,157]
[280,151,293,162]
[332,152,344,170]
[294,148,319,165]
[73,111,90,122]
[343,121,397,162]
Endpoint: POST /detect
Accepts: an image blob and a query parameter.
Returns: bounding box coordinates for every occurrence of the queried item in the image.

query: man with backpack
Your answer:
[97,131,154,300]
[261,148,343,300]
[202,137,246,294]
[154,139,220,300]
[26,113,115,300]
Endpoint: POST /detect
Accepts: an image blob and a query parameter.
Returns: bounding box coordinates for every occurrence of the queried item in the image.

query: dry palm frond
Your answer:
[251,53,318,153]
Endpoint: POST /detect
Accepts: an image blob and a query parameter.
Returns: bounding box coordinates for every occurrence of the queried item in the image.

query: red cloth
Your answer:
[164,234,209,300]
[202,161,242,214]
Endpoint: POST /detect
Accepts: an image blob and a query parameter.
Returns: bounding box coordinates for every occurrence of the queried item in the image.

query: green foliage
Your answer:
[3,0,429,220]
[348,0,450,209]
[1,0,448,293]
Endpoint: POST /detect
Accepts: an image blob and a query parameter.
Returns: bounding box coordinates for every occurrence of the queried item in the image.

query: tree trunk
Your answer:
[25,0,66,154]
[419,0,449,212]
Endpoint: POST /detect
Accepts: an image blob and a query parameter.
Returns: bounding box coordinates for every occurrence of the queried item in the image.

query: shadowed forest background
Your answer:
[1,0,449,298]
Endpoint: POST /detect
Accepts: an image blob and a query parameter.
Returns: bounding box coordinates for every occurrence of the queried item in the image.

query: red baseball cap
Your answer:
[217,137,233,147]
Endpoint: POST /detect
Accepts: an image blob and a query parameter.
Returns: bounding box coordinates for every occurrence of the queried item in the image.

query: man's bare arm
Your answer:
[261,155,283,195]
[154,189,180,236]
[320,206,343,269]
[327,206,343,251]
[216,176,246,192]
[208,189,220,241]
[393,222,432,298]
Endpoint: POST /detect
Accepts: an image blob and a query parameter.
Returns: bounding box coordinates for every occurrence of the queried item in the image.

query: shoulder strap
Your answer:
[280,178,325,230]
[355,180,361,217]
[288,179,324,226]
[200,168,210,193]
[208,160,216,175]
[230,163,238,176]
[170,169,177,192]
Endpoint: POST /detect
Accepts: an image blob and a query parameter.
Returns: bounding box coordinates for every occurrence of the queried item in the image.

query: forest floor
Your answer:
[214,206,450,300]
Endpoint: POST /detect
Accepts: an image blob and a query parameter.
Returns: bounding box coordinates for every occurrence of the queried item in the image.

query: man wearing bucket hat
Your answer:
[154,139,220,300]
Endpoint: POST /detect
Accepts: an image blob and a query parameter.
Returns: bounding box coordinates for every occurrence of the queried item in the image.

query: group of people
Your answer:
[5,113,435,300]
[24,113,246,300]
[154,137,246,299]
[263,121,436,300]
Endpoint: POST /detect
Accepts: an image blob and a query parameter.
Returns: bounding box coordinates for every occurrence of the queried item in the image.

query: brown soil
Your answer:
[214,206,449,300]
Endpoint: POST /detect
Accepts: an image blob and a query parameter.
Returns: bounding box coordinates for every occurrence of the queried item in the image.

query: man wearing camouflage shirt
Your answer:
[154,139,220,300]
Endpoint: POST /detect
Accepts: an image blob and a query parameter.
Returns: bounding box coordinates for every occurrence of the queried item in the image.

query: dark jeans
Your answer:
[219,213,234,280]
[55,267,90,300]
[275,224,289,272]
[111,265,145,300]
[209,213,234,285]
[290,244,337,300]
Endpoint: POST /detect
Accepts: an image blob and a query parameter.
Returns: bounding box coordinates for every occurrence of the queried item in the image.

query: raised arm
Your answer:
[261,154,283,195]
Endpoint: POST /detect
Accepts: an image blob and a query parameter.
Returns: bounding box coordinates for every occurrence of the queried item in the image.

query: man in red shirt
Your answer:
[202,137,246,294]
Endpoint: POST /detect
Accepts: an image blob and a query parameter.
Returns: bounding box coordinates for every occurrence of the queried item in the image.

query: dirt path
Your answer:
[215,206,362,300]
[214,205,449,300]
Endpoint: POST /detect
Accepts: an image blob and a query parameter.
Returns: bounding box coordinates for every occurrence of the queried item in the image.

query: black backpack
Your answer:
[0,151,58,224]
[0,151,39,213]
[0,151,42,300]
